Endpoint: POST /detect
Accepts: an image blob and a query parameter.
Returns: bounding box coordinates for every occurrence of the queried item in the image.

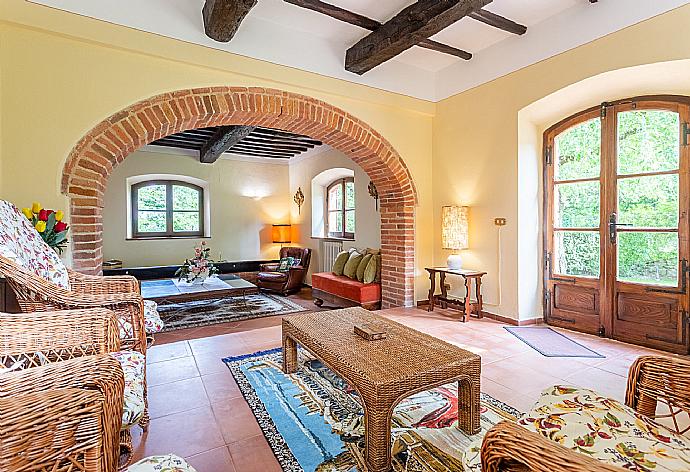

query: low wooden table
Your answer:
[426,267,486,322]
[282,307,481,472]
[140,274,259,305]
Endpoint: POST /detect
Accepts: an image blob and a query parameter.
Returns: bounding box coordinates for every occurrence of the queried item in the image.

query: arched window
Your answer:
[131,180,204,238]
[327,177,355,239]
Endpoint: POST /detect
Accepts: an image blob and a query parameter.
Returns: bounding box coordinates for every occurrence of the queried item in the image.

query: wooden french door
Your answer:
[544,96,690,354]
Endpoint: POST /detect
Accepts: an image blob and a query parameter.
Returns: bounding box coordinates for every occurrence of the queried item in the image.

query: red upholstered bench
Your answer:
[311,272,381,310]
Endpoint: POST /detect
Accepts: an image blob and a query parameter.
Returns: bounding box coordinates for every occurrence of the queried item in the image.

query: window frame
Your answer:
[131,179,204,239]
[326,177,355,240]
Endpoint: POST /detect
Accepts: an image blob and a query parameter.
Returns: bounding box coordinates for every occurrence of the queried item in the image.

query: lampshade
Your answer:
[441,206,469,250]
[272,224,292,243]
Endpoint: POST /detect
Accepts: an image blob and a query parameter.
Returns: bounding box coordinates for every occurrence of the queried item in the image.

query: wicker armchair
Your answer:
[0,309,125,472]
[0,259,147,356]
[481,355,690,471]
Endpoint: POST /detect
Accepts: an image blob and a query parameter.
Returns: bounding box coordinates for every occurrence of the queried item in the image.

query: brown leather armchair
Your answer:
[257,247,312,296]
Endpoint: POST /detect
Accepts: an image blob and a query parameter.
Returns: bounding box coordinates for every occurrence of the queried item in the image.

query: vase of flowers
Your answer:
[22,202,70,254]
[175,241,219,284]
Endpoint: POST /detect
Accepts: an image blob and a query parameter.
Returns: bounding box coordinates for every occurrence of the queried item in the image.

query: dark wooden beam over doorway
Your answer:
[203,0,258,42]
[200,125,256,163]
[345,0,493,75]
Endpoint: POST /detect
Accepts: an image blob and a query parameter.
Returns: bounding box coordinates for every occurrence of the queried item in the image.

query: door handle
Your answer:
[609,213,632,244]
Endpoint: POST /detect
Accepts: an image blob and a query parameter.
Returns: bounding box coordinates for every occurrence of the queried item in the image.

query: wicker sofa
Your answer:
[478,355,690,471]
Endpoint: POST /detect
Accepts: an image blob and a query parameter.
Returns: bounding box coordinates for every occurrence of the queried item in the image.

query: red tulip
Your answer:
[46,209,54,216]
[38,209,48,221]
[54,221,68,233]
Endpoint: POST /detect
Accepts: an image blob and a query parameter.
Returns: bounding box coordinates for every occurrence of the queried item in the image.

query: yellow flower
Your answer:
[55,210,64,222]
[21,208,33,220]
[31,202,41,213]
[35,221,46,233]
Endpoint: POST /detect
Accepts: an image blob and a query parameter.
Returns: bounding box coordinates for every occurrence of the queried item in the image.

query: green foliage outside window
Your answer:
[135,181,203,236]
[553,111,680,286]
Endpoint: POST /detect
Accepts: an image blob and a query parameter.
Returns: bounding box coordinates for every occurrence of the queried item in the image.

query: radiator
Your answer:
[321,240,343,272]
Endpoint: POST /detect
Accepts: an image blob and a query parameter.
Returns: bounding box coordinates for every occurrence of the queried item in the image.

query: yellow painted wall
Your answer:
[0,0,433,301]
[433,4,690,320]
[103,149,292,267]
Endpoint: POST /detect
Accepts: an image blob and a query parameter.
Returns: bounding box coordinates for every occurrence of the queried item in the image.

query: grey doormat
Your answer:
[504,326,604,358]
[156,293,309,332]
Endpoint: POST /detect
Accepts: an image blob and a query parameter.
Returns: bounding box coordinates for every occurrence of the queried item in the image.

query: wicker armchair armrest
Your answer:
[0,308,120,363]
[481,421,624,472]
[3,262,143,308]
[625,355,690,419]
[0,387,107,471]
[0,354,124,471]
[68,269,140,294]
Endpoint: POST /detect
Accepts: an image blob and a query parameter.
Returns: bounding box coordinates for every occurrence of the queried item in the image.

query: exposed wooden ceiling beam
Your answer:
[159,134,208,144]
[469,9,526,35]
[227,149,293,159]
[203,0,258,42]
[151,141,202,151]
[241,136,314,149]
[230,143,298,156]
[184,129,217,138]
[200,125,256,163]
[345,0,492,75]
[253,127,321,143]
[283,0,471,60]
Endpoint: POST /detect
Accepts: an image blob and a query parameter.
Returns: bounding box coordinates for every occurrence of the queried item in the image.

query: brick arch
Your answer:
[61,87,417,307]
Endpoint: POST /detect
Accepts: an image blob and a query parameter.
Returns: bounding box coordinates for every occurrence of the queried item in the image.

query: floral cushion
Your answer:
[520,386,690,470]
[0,201,70,289]
[119,300,164,338]
[126,454,197,472]
[143,300,164,334]
[110,350,146,428]
[464,386,690,471]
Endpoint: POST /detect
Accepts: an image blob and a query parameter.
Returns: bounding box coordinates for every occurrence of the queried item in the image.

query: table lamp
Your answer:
[441,205,468,269]
[272,224,291,248]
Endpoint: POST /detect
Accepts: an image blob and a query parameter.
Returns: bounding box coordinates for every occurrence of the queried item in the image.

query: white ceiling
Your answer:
[29,0,690,101]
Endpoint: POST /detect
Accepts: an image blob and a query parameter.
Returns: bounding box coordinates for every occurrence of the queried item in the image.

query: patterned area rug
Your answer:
[156,294,308,332]
[223,348,520,472]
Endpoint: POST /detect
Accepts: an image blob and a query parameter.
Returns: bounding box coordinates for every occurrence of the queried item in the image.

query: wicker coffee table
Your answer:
[282,307,481,472]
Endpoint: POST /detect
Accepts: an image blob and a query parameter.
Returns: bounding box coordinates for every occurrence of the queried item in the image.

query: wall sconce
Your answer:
[293,187,305,214]
[441,205,469,269]
[368,181,379,211]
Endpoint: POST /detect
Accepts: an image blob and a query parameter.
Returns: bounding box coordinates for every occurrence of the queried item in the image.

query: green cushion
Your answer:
[374,254,381,283]
[357,254,373,282]
[332,251,349,276]
[277,257,294,272]
[363,254,379,284]
[343,252,363,279]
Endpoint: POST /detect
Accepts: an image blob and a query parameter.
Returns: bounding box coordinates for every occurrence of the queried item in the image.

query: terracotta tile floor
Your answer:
[132,294,680,471]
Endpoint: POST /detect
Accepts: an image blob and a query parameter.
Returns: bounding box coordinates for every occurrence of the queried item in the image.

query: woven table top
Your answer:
[283,307,480,388]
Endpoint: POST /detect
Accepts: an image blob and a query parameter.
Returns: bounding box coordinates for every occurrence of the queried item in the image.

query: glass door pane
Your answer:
[615,110,680,286]
[552,118,601,278]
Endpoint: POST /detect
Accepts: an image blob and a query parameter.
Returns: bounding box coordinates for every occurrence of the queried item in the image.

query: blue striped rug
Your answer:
[223,348,520,472]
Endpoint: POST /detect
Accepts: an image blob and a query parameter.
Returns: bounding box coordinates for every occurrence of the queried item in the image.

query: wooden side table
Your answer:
[425,267,487,322]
